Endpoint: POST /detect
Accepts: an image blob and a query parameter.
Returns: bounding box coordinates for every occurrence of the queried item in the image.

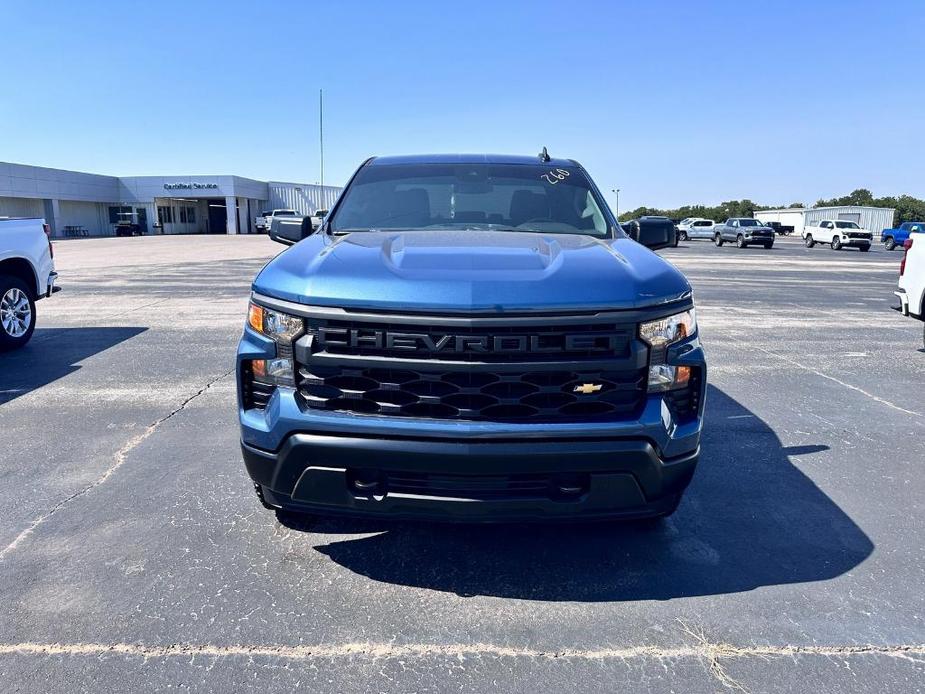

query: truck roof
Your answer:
[368,153,577,167]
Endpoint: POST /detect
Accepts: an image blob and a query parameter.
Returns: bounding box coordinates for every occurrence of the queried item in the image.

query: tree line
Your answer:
[618,189,925,226]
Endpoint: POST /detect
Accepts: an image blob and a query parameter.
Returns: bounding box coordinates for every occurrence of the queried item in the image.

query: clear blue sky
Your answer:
[1,0,922,212]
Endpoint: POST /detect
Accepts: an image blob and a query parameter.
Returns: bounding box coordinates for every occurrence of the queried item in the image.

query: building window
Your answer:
[157,206,174,224]
[180,206,196,224]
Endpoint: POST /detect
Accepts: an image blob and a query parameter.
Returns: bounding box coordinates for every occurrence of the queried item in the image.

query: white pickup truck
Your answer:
[677,218,717,240]
[802,219,872,252]
[0,217,59,350]
[254,209,298,233]
[895,231,925,348]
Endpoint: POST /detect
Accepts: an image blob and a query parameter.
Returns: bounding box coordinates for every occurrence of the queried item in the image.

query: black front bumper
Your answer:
[242,434,698,522]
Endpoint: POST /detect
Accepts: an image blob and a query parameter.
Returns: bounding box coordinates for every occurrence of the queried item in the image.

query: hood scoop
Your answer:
[375,231,566,276]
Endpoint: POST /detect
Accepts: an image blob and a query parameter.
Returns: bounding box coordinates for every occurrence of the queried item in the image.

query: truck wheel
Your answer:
[763,241,774,250]
[859,244,870,252]
[831,237,842,250]
[884,236,896,250]
[736,234,746,248]
[0,275,36,351]
[714,233,724,247]
[679,230,688,241]
[804,234,815,248]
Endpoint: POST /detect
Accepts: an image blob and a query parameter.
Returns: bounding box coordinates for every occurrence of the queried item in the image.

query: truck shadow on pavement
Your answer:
[0,327,146,406]
[298,385,874,601]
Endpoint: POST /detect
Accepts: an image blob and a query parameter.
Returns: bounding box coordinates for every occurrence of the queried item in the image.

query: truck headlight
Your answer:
[640,309,696,392]
[248,302,303,343]
[639,309,696,348]
[246,302,304,387]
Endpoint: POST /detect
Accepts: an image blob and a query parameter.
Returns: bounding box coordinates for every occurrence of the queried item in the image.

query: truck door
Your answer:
[726,220,737,241]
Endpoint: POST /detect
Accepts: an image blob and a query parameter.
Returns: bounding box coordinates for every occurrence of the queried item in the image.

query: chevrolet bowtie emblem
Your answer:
[574,383,603,395]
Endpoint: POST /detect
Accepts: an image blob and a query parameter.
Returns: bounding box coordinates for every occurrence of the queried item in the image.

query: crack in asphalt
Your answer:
[0,640,921,662]
[0,368,235,562]
[6,619,917,691]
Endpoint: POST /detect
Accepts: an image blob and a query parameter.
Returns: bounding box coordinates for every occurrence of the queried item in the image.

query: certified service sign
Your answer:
[163,182,219,190]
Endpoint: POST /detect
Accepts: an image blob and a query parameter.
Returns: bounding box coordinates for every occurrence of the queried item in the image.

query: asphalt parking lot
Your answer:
[1,233,923,693]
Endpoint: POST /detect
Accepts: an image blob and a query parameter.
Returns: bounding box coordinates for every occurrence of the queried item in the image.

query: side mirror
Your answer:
[270,215,315,246]
[632,218,673,250]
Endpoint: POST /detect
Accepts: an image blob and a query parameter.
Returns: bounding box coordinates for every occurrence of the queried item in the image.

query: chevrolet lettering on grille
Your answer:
[316,327,620,354]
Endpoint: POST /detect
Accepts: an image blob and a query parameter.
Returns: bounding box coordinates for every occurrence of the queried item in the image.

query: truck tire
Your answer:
[831,237,842,250]
[859,244,870,252]
[679,230,688,241]
[714,233,724,247]
[0,275,36,351]
[804,234,815,248]
[884,236,896,250]
[763,241,774,250]
[736,234,746,248]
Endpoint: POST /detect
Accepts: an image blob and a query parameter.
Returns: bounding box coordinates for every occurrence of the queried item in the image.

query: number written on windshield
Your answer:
[540,169,571,185]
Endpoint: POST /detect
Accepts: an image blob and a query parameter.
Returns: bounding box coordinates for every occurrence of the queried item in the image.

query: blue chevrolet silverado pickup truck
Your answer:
[237,153,706,523]
[882,221,925,250]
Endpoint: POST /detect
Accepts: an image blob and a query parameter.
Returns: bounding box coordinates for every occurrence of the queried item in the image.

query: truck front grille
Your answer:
[295,314,648,422]
[298,365,646,422]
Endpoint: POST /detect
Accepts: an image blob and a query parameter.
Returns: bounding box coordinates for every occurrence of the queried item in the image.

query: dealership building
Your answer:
[0,161,342,237]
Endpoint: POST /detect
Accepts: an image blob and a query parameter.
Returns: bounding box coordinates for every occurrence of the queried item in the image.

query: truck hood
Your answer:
[253,230,691,313]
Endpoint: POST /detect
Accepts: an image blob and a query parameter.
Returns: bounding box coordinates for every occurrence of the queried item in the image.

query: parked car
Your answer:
[237,153,705,524]
[113,210,143,237]
[882,221,925,251]
[0,217,59,350]
[894,231,925,348]
[712,218,775,249]
[254,209,298,233]
[764,221,794,236]
[678,218,716,240]
[803,220,872,252]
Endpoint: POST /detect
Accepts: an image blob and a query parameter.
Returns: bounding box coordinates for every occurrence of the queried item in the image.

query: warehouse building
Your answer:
[0,161,341,237]
[754,206,896,236]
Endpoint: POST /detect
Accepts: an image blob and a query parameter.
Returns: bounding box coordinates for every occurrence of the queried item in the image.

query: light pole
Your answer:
[611,188,620,219]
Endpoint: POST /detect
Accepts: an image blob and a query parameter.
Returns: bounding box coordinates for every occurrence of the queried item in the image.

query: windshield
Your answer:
[834,221,860,229]
[330,163,612,237]
[738,219,762,226]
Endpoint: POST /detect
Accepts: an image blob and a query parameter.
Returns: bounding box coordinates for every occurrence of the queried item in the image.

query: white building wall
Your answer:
[0,195,44,218]
[58,201,110,235]
[268,182,342,214]
[0,162,120,202]
[756,206,896,235]
[754,209,811,235]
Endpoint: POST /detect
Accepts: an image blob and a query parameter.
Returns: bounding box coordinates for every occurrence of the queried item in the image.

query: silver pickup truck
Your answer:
[712,218,775,249]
